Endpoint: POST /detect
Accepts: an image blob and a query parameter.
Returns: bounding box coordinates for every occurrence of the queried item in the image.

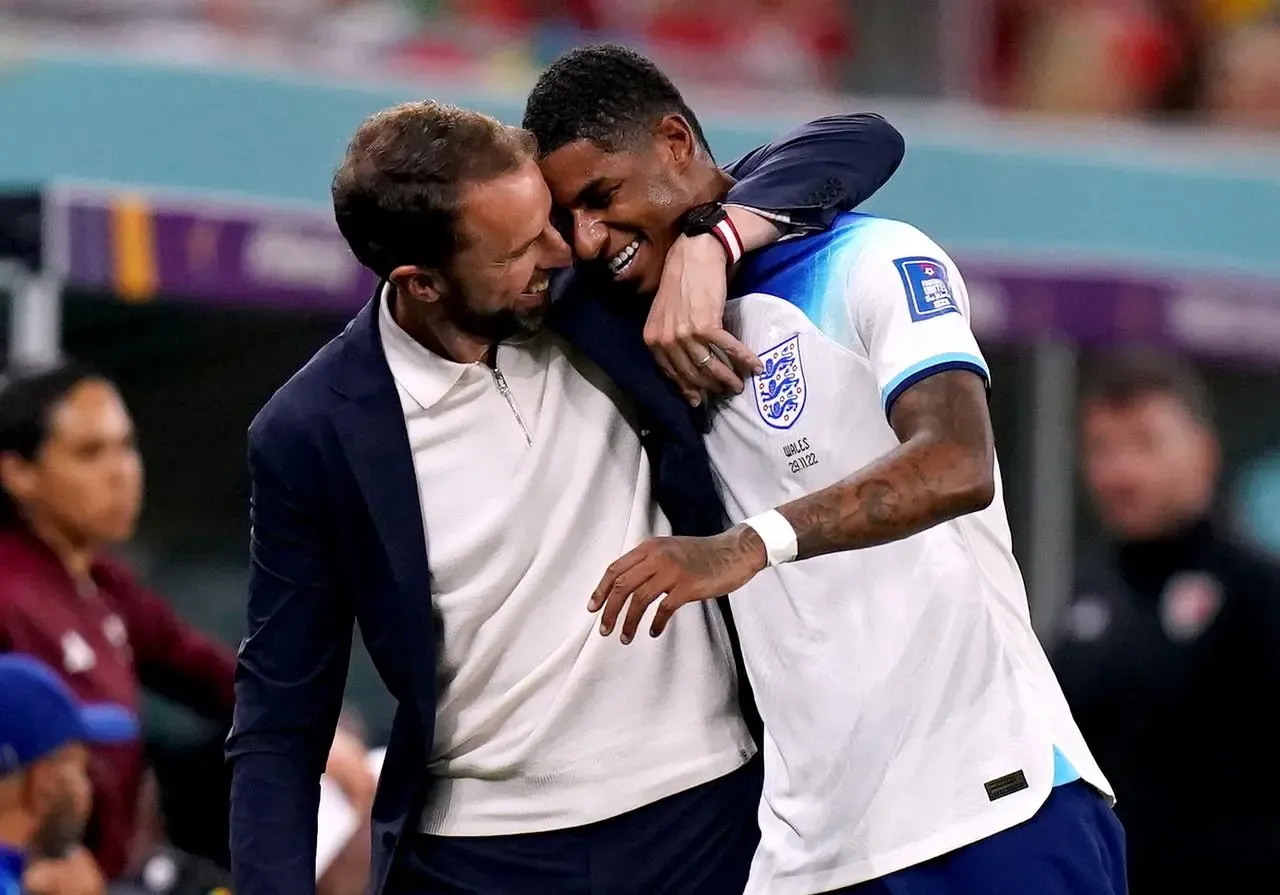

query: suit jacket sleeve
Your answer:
[226,407,354,895]
[723,112,904,230]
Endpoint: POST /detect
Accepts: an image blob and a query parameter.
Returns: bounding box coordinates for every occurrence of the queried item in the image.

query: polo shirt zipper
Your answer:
[490,365,532,445]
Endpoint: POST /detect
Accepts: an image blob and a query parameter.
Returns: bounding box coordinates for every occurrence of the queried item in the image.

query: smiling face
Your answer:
[537,115,703,296]
[392,158,573,342]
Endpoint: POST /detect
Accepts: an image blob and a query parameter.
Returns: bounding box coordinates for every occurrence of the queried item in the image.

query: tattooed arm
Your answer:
[591,226,994,643]
[589,370,995,643]
[774,368,995,560]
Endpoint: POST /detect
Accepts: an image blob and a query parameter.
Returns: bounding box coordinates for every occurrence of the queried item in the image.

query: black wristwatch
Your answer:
[680,201,744,265]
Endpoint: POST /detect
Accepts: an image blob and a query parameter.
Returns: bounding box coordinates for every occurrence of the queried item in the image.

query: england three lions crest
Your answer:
[753,335,806,429]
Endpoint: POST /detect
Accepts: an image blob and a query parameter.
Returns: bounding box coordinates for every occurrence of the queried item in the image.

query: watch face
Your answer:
[683,202,724,233]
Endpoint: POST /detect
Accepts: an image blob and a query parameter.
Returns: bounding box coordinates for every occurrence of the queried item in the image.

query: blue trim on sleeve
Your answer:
[881,353,990,416]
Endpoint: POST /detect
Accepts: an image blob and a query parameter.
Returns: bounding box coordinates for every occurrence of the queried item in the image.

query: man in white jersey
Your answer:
[529,50,1126,895]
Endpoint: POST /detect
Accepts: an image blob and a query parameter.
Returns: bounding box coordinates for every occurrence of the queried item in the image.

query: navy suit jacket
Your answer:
[227,113,905,895]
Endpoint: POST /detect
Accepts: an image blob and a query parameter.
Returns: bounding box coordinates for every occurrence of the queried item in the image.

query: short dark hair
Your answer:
[332,101,537,278]
[522,43,711,157]
[1081,349,1213,426]
[0,360,102,528]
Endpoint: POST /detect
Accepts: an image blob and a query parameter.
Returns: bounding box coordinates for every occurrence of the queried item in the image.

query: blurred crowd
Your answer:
[0,0,854,91]
[990,0,1280,128]
[2,0,1278,126]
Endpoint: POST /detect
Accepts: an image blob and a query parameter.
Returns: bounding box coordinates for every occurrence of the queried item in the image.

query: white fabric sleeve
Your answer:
[844,225,990,416]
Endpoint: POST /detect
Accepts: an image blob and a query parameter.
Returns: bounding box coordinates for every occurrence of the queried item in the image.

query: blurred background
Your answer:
[1,0,1279,893]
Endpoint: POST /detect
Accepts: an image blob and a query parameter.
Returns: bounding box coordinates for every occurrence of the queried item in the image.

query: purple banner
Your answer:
[51,187,1280,361]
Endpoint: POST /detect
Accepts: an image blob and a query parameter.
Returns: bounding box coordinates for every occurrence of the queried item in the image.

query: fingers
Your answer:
[650,590,692,638]
[590,546,650,612]
[651,336,741,403]
[658,337,712,403]
[597,566,649,641]
[644,321,680,383]
[678,334,742,395]
[589,541,683,645]
[676,382,703,406]
[707,329,763,378]
[619,571,678,643]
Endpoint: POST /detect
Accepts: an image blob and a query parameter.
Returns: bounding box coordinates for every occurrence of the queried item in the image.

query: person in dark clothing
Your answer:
[1052,349,1280,895]
[107,772,232,895]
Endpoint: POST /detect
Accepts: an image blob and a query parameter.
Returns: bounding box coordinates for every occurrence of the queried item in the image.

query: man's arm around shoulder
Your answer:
[724,112,905,229]
[227,399,355,895]
[645,112,906,399]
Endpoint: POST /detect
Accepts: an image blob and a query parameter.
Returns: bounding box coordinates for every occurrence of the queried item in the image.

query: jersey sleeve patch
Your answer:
[893,256,958,322]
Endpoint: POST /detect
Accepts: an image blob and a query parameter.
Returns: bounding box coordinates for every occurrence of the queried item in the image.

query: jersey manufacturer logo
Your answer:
[1159,572,1222,642]
[753,334,806,429]
[984,769,1029,801]
[894,256,958,321]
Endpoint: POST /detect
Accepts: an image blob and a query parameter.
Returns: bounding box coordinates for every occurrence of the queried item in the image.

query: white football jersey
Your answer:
[709,214,1112,895]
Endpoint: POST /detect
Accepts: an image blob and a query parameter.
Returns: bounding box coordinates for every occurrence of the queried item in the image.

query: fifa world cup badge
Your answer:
[894,256,958,322]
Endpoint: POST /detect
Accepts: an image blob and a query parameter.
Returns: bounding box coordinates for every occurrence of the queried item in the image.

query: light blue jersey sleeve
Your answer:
[840,219,991,416]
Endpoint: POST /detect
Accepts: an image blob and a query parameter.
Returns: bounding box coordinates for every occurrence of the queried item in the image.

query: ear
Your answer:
[0,451,37,507]
[21,760,53,814]
[653,114,699,169]
[388,266,446,305]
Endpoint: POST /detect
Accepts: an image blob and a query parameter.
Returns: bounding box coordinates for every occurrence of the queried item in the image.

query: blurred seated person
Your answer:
[106,772,232,895]
[1052,350,1280,893]
[0,653,139,895]
[0,362,376,882]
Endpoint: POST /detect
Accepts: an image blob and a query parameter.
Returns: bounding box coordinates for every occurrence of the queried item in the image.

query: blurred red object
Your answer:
[452,0,601,29]
[994,0,1189,114]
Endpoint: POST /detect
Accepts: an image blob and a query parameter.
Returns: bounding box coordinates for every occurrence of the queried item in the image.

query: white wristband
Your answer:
[742,509,798,567]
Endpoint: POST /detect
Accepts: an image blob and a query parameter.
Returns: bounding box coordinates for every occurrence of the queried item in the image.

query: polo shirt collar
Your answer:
[378,283,472,411]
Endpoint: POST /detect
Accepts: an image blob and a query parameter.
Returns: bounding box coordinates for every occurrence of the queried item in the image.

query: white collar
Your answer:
[377,283,472,411]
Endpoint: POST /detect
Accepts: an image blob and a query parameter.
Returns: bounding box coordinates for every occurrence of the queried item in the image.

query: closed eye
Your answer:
[581,184,619,211]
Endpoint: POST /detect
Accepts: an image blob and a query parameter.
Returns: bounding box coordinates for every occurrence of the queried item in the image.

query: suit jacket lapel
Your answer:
[329,295,431,613]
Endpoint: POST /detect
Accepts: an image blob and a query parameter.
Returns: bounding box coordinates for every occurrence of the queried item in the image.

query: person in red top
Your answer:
[0,361,238,883]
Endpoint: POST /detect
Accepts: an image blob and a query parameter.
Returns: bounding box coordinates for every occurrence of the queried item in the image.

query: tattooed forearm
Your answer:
[671,525,766,577]
[778,370,995,560]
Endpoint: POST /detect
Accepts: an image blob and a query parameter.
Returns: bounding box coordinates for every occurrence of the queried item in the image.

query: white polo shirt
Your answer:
[376,287,754,836]
[706,215,1112,894]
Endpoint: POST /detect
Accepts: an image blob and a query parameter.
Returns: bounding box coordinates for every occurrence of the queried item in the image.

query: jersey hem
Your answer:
[749,782,1054,895]
[419,734,757,836]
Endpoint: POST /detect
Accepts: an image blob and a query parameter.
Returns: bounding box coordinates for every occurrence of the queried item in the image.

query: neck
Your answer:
[24,515,96,583]
[1130,511,1212,546]
[687,160,735,208]
[391,287,491,365]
